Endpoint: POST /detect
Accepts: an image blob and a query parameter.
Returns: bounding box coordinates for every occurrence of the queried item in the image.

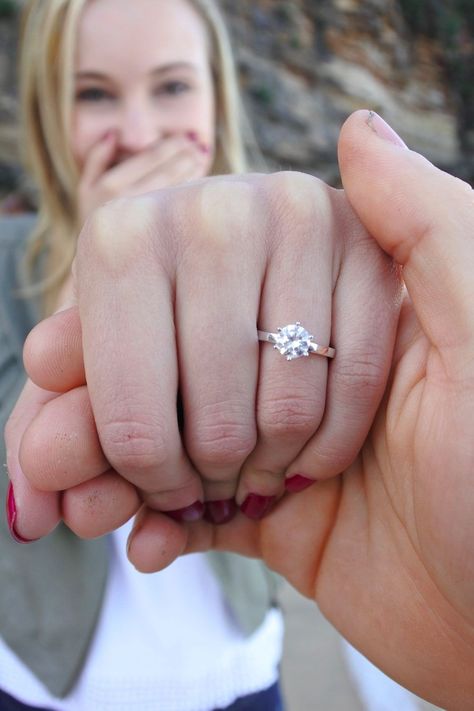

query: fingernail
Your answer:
[367,111,408,149]
[240,494,276,521]
[198,143,210,155]
[5,482,37,544]
[103,129,115,141]
[166,500,204,523]
[204,499,237,525]
[126,517,144,558]
[186,130,198,142]
[285,474,316,493]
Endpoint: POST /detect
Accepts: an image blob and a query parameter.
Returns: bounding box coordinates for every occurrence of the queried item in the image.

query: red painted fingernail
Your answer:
[186,130,198,142]
[285,475,316,493]
[5,482,37,544]
[166,500,204,523]
[204,499,237,525]
[240,494,276,520]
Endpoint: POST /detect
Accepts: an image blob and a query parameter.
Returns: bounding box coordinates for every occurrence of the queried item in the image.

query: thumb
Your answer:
[23,263,84,393]
[338,110,474,370]
[24,306,84,392]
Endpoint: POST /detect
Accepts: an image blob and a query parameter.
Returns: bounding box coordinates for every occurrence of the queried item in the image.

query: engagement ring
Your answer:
[257,322,335,361]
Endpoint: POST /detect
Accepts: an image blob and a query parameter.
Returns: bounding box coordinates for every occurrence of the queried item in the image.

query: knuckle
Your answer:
[100,418,169,472]
[80,196,155,276]
[192,428,254,470]
[306,439,353,473]
[193,178,258,247]
[146,472,197,500]
[189,406,255,470]
[334,354,386,402]
[260,172,337,257]
[264,171,327,224]
[265,169,316,194]
[259,393,320,441]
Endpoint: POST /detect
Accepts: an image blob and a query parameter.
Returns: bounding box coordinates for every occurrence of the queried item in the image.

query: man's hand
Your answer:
[123,111,474,708]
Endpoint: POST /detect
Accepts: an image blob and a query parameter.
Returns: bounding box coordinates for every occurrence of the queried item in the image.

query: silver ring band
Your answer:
[258,322,335,361]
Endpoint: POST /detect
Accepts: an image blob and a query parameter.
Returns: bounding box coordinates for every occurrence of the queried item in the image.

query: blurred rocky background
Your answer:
[0,0,473,203]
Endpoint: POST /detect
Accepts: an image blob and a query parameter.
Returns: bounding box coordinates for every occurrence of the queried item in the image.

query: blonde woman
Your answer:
[2,0,409,709]
[3,0,474,708]
[0,1,286,709]
[19,0,252,317]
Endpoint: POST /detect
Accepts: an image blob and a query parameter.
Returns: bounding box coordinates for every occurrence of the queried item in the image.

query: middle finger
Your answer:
[176,182,265,522]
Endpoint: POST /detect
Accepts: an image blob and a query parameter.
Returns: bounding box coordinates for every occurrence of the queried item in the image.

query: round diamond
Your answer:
[273,323,312,360]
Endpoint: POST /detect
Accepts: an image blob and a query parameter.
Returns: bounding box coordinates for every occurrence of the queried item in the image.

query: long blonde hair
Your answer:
[19,0,253,315]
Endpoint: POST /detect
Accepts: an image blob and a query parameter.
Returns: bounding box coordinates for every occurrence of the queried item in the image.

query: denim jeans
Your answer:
[217,682,284,711]
[0,689,51,711]
[0,683,285,711]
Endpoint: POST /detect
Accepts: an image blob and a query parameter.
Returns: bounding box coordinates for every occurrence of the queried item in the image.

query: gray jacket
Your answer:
[0,215,278,698]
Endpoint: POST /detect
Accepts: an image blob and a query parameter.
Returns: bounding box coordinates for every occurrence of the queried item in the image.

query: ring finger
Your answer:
[236,178,336,517]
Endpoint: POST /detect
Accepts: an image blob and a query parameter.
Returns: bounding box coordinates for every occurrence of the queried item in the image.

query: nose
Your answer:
[116,100,160,155]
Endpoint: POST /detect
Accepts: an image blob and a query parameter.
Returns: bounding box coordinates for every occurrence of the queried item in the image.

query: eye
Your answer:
[76,87,114,103]
[155,81,191,97]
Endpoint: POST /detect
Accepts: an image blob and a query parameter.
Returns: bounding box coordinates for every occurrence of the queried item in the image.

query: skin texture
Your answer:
[15,170,399,528]
[6,111,474,707]
[11,0,401,524]
[72,0,215,222]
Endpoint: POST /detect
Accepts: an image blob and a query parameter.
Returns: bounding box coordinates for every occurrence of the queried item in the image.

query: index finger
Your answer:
[75,197,204,516]
[81,130,118,188]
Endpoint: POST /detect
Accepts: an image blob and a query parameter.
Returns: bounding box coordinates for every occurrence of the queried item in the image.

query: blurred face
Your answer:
[72,0,215,172]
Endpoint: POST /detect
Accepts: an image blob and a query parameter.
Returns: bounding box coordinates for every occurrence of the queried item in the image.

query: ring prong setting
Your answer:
[257,322,335,360]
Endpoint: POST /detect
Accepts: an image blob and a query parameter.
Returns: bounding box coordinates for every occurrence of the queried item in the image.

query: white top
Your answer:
[0,520,284,711]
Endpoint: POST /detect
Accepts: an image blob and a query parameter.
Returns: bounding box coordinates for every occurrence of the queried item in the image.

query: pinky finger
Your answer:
[63,470,141,539]
[284,233,401,487]
[5,380,62,541]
